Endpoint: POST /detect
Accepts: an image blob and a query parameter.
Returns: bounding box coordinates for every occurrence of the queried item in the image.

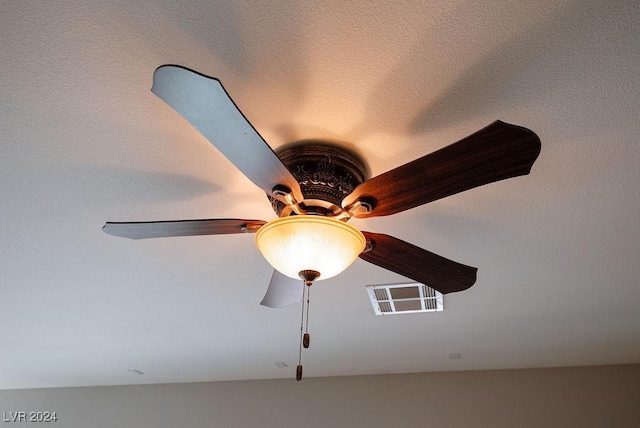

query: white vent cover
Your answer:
[366,283,443,315]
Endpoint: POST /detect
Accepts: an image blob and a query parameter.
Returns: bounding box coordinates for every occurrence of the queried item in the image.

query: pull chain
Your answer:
[303,283,311,349]
[296,280,307,381]
[296,270,319,381]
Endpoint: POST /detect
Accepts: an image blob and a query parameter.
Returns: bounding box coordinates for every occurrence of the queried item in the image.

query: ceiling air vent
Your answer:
[366,283,443,315]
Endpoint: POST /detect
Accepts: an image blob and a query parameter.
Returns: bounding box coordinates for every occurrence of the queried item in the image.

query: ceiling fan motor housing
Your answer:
[269,143,368,217]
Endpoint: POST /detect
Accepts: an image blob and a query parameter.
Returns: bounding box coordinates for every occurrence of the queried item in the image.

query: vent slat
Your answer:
[424,298,437,310]
[379,302,392,313]
[374,289,388,301]
[423,285,436,298]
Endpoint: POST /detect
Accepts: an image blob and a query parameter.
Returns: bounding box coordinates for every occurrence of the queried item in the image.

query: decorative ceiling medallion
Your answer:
[269,142,368,216]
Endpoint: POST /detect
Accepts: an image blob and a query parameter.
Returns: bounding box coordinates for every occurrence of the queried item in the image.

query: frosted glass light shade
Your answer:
[255,216,366,281]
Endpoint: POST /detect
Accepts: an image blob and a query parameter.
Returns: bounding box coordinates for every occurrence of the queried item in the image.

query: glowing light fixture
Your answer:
[255,215,366,281]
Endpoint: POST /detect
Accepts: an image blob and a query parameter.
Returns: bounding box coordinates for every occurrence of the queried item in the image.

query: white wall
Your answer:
[1,364,639,428]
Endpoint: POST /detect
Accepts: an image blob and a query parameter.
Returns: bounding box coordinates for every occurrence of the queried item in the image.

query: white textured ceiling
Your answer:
[1,0,639,389]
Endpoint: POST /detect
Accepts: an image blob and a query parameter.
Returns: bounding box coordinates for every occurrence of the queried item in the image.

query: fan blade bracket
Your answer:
[272,185,306,215]
[362,236,374,253]
[338,197,376,220]
[241,222,264,233]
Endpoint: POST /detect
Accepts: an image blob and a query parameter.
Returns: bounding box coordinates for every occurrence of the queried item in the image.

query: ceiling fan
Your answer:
[103,64,541,308]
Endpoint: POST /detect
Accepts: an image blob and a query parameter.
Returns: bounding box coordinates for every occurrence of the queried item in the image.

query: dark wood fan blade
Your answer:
[260,270,303,308]
[359,232,477,294]
[103,219,266,240]
[342,121,541,217]
[152,65,303,202]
